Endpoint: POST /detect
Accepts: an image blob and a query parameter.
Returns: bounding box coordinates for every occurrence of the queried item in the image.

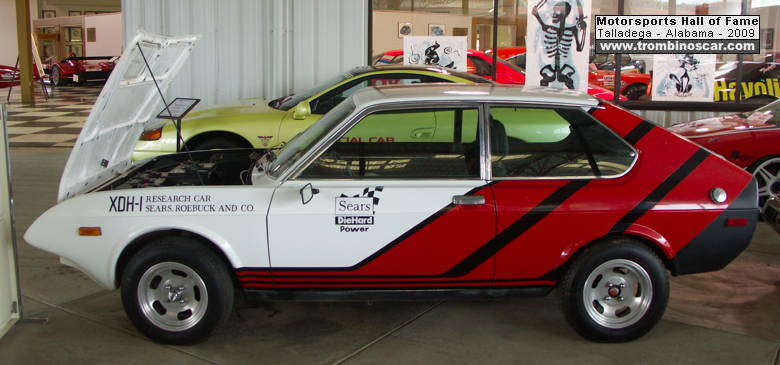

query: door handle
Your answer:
[452,195,485,205]
[411,127,434,138]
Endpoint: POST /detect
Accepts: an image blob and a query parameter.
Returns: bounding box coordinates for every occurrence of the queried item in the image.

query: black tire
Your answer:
[51,66,66,87]
[120,237,234,345]
[623,84,648,100]
[559,238,668,342]
[188,135,251,151]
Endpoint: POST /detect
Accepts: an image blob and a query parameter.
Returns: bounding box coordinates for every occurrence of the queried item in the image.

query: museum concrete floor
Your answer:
[0,147,777,364]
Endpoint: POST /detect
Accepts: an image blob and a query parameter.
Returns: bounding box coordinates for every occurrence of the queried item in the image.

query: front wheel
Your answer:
[120,237,234,345]
[559,238,668,342]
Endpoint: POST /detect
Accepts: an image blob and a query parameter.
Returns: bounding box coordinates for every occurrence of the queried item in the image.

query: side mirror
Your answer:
[300,183,319,205]
[292,101,311,120]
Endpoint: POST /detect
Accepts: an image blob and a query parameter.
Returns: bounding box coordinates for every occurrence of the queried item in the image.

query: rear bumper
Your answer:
[672,179,760,275]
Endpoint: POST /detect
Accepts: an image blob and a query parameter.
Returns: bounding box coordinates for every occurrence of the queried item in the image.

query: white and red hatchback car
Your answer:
[26,33,758,345]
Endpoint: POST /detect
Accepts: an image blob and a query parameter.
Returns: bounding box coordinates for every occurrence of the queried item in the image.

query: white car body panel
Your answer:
[25,185,274,289]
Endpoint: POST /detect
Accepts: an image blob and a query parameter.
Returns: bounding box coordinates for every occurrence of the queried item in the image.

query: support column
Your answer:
[15,0,34,104]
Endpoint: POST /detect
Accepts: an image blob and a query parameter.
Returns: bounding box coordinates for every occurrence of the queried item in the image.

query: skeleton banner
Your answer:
[525,0,592,92]
[403,36,468,71]
[652,54,716,102]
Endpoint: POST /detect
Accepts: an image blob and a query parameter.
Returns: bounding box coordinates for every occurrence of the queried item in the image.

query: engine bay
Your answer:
[100,149,263,191]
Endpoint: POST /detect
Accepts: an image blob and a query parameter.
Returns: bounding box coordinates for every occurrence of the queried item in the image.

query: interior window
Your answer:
[299,108,481,179]
[310,74,451,114]
[489,107,636,178]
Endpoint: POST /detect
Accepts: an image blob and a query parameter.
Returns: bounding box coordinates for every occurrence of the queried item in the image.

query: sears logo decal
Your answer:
[335,187,383,233]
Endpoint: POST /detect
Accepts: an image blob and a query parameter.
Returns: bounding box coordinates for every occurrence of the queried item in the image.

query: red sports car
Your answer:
[669,99,780,209]
[0,64,43,89]
[48,56,117,86]
[375,49,625,101]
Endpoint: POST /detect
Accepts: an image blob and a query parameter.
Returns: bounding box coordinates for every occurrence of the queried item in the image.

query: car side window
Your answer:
[489,107,636,178]
[310,74,451,114]
[299,108,481,179]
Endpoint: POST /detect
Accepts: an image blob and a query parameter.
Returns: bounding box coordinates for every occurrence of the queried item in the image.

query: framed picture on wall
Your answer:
[67,27,82,42]
[84,11,98,15]
[68,10,82,16]
[41,10,56,18]
[429,24,445,36]
[66,44,83,57]
[398,22,412,38]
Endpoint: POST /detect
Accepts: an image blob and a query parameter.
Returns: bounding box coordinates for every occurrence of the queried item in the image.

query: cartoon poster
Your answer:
[525,0,592,92]
[403,36,467,71]
[652,54,716,102]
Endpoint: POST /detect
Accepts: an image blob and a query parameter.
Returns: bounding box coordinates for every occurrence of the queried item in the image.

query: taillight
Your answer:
[725,218,749,227]
[140,128,163,140]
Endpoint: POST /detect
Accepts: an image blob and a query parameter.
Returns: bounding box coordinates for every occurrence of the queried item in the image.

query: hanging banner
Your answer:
[525,0,592,92]
[652,54,716,102]
[403,36,468,71]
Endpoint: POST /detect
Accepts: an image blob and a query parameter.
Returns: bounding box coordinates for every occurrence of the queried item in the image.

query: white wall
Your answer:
[0,0,39,66]
[84,13,122,56]
[0,0,17,66]
[122,0,368,108]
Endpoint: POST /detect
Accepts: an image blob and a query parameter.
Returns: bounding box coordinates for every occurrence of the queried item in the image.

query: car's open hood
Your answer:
[58,31,198,201]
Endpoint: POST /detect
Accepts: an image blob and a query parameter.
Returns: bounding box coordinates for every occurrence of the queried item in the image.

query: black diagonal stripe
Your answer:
[443,180,590,278]
[623,120,656,145]
[612,149,710,233]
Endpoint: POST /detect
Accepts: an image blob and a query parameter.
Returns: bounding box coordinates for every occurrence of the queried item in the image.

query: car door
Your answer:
[485,105,638,282]
[266,104,497,288]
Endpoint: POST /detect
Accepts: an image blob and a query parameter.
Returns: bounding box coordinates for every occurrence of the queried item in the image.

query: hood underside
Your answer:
[58,31,199,202]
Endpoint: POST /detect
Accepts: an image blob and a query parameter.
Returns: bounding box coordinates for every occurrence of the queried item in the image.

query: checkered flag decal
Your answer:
[339,186,384,205]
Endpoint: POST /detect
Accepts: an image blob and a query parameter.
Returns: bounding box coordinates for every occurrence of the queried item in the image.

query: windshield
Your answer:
[271,73,350,111]
[497,56,525,74]
[267,99,356,178]
[755,99,780,124]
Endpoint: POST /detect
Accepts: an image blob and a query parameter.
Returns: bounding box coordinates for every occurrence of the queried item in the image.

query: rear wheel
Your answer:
[120,237,234,345]
[559,238,668,342]
[749,156,780,210]
[623,84,648,100]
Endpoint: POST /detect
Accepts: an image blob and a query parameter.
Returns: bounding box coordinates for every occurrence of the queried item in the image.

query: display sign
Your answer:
[652,54,716,102]
[525,0,592,93]
[403,36,467,71]
[157,98,201,120]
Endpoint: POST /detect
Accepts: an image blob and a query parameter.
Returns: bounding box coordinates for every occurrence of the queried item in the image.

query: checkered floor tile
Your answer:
[3,84,100,147]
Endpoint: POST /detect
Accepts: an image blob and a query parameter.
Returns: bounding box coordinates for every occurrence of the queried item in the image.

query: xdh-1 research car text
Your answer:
[25,33,758,345]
